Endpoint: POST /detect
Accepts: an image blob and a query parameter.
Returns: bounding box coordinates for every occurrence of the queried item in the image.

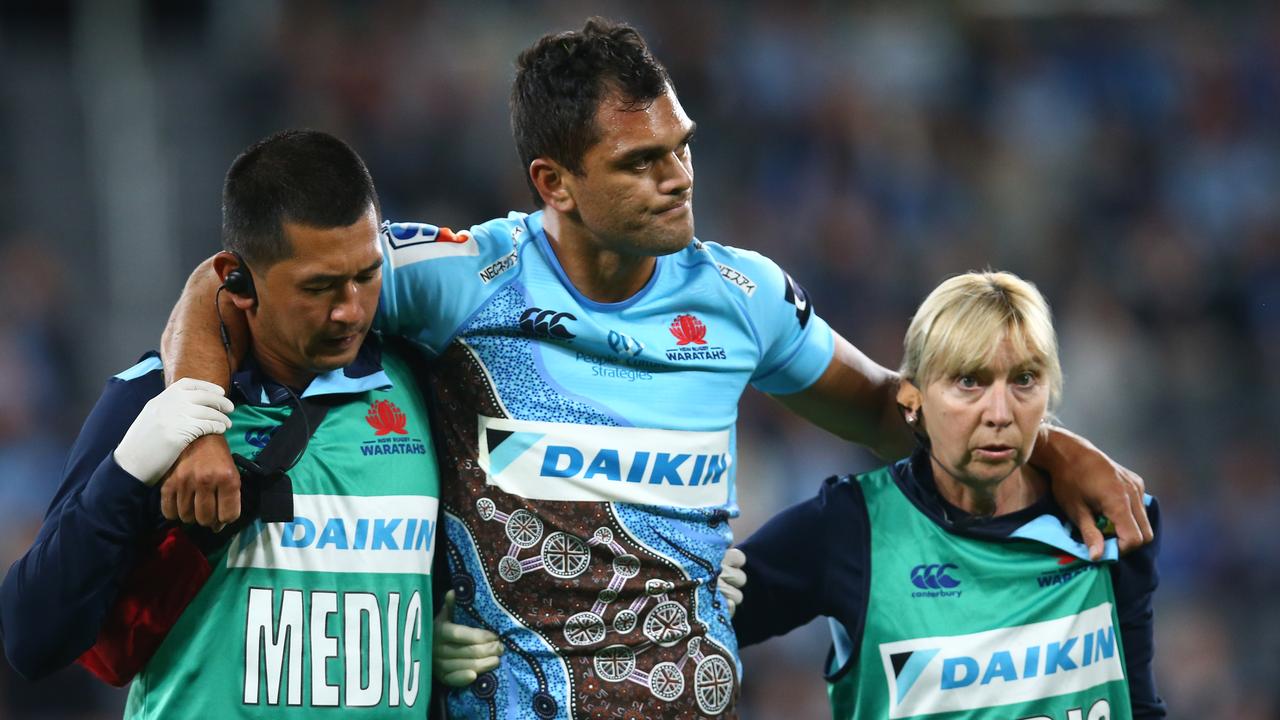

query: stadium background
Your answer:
[0,1,1275,717]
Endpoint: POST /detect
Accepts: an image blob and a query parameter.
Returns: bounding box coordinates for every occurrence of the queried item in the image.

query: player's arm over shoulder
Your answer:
[376,214,530,353]
[704,243,908,457]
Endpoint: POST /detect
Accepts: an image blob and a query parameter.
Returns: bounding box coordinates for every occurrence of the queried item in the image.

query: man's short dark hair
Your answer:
[511,17,672,206]
[222,129,378,268]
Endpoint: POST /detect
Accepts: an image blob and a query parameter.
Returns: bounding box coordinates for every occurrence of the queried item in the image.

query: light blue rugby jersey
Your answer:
[377,210,833,720]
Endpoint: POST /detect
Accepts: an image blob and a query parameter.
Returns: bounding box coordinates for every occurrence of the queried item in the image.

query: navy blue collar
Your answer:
[891,447,1119,562]
[893,448,1060,533]
[230,333,392,407]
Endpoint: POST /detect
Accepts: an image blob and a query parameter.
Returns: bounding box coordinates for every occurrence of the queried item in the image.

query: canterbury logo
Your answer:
[519,308,577,340]
[244,427,276,449]
[910,563,961,590]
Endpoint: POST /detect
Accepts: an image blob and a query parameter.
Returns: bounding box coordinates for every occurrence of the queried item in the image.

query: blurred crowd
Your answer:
[0,1,1275,717]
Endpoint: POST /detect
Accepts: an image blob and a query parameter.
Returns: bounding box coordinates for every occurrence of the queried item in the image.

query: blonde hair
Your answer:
[900,271,1062,408]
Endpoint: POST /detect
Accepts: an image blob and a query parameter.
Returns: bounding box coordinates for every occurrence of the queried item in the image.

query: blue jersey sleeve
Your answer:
[0,357,165,680]
[705,246,834,395]
[1111,496,1165,718]
[376,215,529,355]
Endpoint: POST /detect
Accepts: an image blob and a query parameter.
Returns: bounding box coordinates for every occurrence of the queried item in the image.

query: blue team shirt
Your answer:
[377,210,833,719]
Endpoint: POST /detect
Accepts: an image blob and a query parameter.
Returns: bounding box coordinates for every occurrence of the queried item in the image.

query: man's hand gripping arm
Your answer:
[772,333,913,460]
[158,256,248,529]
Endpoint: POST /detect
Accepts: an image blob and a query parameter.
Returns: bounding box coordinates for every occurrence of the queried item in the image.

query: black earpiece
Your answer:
[222,252,257,302]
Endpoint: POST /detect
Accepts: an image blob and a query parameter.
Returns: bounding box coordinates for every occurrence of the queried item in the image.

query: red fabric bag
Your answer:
[72,393,331,686]
[75,526,212,687]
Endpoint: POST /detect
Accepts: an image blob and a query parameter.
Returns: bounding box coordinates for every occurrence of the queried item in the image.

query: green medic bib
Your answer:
[124,351,439,719]
[828,467,1131,720]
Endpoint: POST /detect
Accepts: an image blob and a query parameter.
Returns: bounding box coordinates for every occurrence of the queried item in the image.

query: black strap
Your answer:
[181,393,344,556]
[231,394,335,525]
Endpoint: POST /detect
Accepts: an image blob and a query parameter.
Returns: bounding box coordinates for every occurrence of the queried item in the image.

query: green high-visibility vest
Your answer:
[828,466,1131,720]
[125,350,440,718]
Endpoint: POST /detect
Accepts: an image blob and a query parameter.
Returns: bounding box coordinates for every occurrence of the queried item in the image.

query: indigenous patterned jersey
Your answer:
[377,210,834,719]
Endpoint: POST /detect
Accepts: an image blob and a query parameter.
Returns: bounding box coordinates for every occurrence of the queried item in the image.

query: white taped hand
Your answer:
[433,590,504,687]
[718,547,746,618]
[114,378,234,486]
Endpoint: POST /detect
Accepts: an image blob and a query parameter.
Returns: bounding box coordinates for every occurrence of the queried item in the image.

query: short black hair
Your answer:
[222,129,378,268]
[511,17,672,206]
